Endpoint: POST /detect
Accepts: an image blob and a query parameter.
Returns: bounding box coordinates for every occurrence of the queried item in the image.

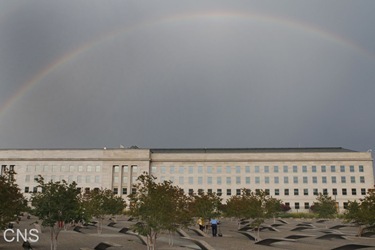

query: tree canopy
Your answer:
[82,188,126,233]
[31,177,81,250]
[128,173,192,250]
[311,193,337,219]
[344,190,375,236]
[0,168,27,229]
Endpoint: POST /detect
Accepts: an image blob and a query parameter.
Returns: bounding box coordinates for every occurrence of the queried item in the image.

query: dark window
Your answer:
[113,188,118,194]
[342,188,347,195]
[295,202,300,209]
[217,189,222,196]
[122,188,127,195]
[24,187,29,193]
[226,189,231,196]
[361,188,366,195]
[275,189,279,196]
[189,189,194,195]
[352,189,357,195]
[313,189,318,195]
[294,189,299,195]
[284,189,289,196]
[323,189,328,195]
[343,202,348,209]
[236,189,241,195]
[207,189,213,194]
[304,202,309,209]
[332,188,337,195]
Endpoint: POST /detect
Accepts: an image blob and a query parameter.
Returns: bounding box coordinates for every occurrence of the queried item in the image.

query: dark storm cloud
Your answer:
[0,0,375,153]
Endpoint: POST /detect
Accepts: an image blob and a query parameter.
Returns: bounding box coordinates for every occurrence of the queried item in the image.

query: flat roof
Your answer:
[150,147,357,153]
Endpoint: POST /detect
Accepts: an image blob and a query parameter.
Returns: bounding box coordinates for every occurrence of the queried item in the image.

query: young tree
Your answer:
[31,177,81,250]
[128,173,192,250]
[224,189,252,229]
[189,192,222,222]
[344,190,375,236]
[311,193,337,219]
[0,168,27,229]
[82,188,126,233]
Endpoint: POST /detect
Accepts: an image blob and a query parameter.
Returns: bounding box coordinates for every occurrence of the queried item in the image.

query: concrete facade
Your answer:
[0,147,373,213]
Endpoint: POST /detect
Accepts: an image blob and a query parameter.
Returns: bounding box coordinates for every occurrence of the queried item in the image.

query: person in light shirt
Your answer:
[210,218,218,237]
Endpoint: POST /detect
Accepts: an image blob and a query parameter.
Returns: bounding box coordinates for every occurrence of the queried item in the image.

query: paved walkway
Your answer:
[1,215,375,250]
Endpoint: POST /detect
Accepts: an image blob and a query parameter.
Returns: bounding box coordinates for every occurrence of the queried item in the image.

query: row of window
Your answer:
[26,165,101,173]
[151,165,365,174]
[25,175,101,184]
[25,186,101,194]
[154,175,366,185]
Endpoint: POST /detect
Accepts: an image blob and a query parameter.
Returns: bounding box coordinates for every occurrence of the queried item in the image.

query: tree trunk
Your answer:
[147,232,157,250]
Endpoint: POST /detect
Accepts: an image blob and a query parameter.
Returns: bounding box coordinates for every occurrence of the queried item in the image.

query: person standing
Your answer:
[197,217,205,231]
[210,218,218,237]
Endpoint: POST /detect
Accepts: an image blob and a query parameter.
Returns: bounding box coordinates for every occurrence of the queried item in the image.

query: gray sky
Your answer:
[0,0,375,151]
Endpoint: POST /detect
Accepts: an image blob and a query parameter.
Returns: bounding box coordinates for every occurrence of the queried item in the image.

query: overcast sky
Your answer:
[0,1,374,151]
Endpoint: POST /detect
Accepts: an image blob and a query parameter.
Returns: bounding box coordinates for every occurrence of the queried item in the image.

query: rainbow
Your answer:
[0,10,371,119]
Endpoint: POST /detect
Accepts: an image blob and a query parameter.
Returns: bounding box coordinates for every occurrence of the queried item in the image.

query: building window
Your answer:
[340,165,345,172]
[198,177,203,185]
[207,189,213,194]
[113,165,119,173]
[359,165,364,172]
[123,176,128,183]
[321,165,326,172]
[313,189,318,195]
[188,166,193,174]
[207,177,212,185]
[284,189,289,196]
[189,189,194,195]
[323,189,328,195]
[217,189,222,196]
[360,176,365,183]
[303,189,308,195]
[303,176,308,184]
[322,176,327,184]
[350,176,356,183]
[86,166,92,172]
[179,176,184,185]
[331,176,337,183]
[188,177,193,185]
[350,165,354,172]
[341,176,346,183]
[123,165,129,173]
[235,166,241,173]
[283,166,288,173]
[361,188,366,195]
[217,166,222,173]
[332,188,337,196]
[274,177,279,184]
[95,176,100,183]
[294,189,299,195]
[255,177,260,184]
[342,188,347,195]
[236,176,241,184]
[284,176,289,184]
[352,189,357,195]
[122,188,127,195]
[293,176,298,184]
[302,166,307,173]
[151,166,157,174]
[198,189,204,195]
[275,189,280,196]
[312,166,317,172]
[161,166,166,174]
[198,166,203,174]
[304,202,309,209]
[312,177,317,184]
[217,177,222,185]
[113,188,118,194]
[265,177,270,184]
[265,189,270,195]
[245,166,250,173]
[170,166,175,174]
[264,166,269,173]
[245,177,250,184]
[295,202,300,209]
[226,166,231,173]
[330,165,336,172]
[236,189,241,195]
[293,166,298,173]
[255,166,260,173]
[226,177,231,184]
[226,189,231,196]
[86,176,91,183]
[24,187,29,193]
[274,166,279,173]
[207,166,212,174]
[179,166,185,174]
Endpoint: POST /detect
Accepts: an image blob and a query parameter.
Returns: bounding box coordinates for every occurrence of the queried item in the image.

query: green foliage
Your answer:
[128,173,192,249]
[0,169,27,229]
[311,193,337,219]
[82,188,126,233]
[278,213,316,219]
[189,192,222,220]
[31,176,81,250]
[344,190,375,236]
